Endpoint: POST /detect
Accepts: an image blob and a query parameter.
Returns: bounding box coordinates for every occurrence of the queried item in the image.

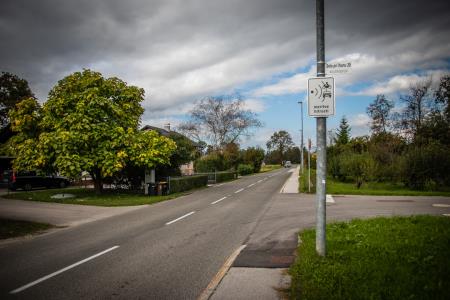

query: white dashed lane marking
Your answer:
[10,246,120,294]
[211,197,227,205]
[166,211,196,225]
[432,204,450,208]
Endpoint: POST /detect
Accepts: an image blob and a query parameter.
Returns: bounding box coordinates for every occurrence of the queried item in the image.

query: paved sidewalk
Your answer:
[0,198,144,227]
[279,166,299,193]
[211,268,290,300]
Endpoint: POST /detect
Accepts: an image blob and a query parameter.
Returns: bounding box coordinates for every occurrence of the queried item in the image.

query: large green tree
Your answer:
[0,71,34,129]
[8,69,176,193]
[266,130,294,164]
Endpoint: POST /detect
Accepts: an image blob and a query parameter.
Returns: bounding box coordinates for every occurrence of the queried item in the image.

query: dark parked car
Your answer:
[7,171,70,191]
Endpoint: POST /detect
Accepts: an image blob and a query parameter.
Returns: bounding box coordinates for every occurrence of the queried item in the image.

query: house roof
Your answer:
[141,125,201,148]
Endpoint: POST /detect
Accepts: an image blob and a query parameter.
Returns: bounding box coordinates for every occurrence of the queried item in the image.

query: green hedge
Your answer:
[169,175,208,194]
[215,171,237,183]
[238,164,254,175]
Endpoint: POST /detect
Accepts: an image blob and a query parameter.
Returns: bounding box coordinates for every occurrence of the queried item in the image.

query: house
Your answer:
[141,124,199,176]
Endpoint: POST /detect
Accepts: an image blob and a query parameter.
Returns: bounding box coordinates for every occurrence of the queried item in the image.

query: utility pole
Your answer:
[315,0,327,256]
[298,101,304,174]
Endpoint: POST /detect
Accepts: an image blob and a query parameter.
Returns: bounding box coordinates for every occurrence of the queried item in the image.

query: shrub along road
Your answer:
[0,169,449,299]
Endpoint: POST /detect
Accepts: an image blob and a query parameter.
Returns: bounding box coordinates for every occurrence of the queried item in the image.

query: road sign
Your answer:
[326,62,352,74]
[308,77,335,117]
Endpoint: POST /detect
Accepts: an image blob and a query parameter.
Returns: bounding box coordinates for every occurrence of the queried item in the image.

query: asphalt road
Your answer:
[0,169,291,299]
[1,168,449,300]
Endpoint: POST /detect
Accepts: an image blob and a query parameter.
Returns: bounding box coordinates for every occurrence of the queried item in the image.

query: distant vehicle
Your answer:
[7,170,70,191]
[284,161,292,168]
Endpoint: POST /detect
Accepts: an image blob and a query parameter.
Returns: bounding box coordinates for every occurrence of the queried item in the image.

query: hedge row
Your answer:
[215,171,237,183]
[237,164,253,175]
[169,175,208,194]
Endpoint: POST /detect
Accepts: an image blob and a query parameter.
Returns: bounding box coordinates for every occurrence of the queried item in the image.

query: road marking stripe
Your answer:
[198,245,246,300]
[326,194,335,203]
[214,183,225,187]
[247,183,255,188]
[234,188,244,194]
[432,204,450,208]
[211,197,227,205]
[10,246,120,294]
[257,179,263,183]
[166,211,195,225]
[443,214,450,217]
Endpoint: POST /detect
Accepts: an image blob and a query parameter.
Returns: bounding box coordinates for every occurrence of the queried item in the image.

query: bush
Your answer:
[168,175,208,194]
[194,152,226,172]
[238,164,254,175]
[340,152,376,188]
[215,171,237,182]
[400,143,450,190]
[241,147,265,173]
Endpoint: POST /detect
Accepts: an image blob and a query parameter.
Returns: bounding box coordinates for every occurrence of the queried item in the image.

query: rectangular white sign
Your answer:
[308,77,335,117]
[326,62,352,74]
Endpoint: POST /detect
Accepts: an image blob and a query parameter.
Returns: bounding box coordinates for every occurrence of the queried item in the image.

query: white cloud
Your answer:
[252,68,314,97]
[348,114,371,137]
[354,70,448,96]
[242,98,266,113]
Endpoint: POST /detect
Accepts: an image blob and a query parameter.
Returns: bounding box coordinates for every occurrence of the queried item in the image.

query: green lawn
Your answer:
[298,170,450,196]
[290,215,450,300]
[260,164,283,173]
[2,188,189,207]
[0,218,53,239]
[327,179,450,196]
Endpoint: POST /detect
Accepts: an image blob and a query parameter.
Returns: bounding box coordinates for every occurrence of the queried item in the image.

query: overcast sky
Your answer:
[1,0,449,148]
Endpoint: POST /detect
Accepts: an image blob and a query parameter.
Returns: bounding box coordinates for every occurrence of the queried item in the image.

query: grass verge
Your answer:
[0,218,53,239]
[290,215,450,300]
[327,179,450,196]
[298,171,450,196]
[260,164,283,173]
[299,168,316,193]
[2,188,189,207]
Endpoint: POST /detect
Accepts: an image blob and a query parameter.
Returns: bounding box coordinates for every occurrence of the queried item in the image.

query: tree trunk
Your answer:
[91,169,103,195]
[94,179,103,195]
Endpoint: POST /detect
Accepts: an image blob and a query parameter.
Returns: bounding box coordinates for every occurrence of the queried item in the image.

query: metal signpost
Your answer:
[298,101,304,173]
[308,138,312,193]
[308,0,334,256]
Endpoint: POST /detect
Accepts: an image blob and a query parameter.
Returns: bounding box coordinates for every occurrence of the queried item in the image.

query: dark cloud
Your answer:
[1,0,449,112]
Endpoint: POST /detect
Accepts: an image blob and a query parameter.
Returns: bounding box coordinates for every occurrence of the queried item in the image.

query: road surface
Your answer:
[1,168,449,299]
[0,169,290,299]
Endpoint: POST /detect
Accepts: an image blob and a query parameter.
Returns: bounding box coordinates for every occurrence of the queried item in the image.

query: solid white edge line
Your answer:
[211,196,227,205]
[166,211,196,225]
[10,246,120,294]
[234,188,244,194]
[197,245,247,300]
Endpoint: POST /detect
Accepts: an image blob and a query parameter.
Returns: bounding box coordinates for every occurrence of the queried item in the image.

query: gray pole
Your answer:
[315,0,326,256]
[308,139,311,193]
[298,101,304,174]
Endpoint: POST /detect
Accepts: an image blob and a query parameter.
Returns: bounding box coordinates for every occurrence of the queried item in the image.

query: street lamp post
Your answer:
[298,101,304,174]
